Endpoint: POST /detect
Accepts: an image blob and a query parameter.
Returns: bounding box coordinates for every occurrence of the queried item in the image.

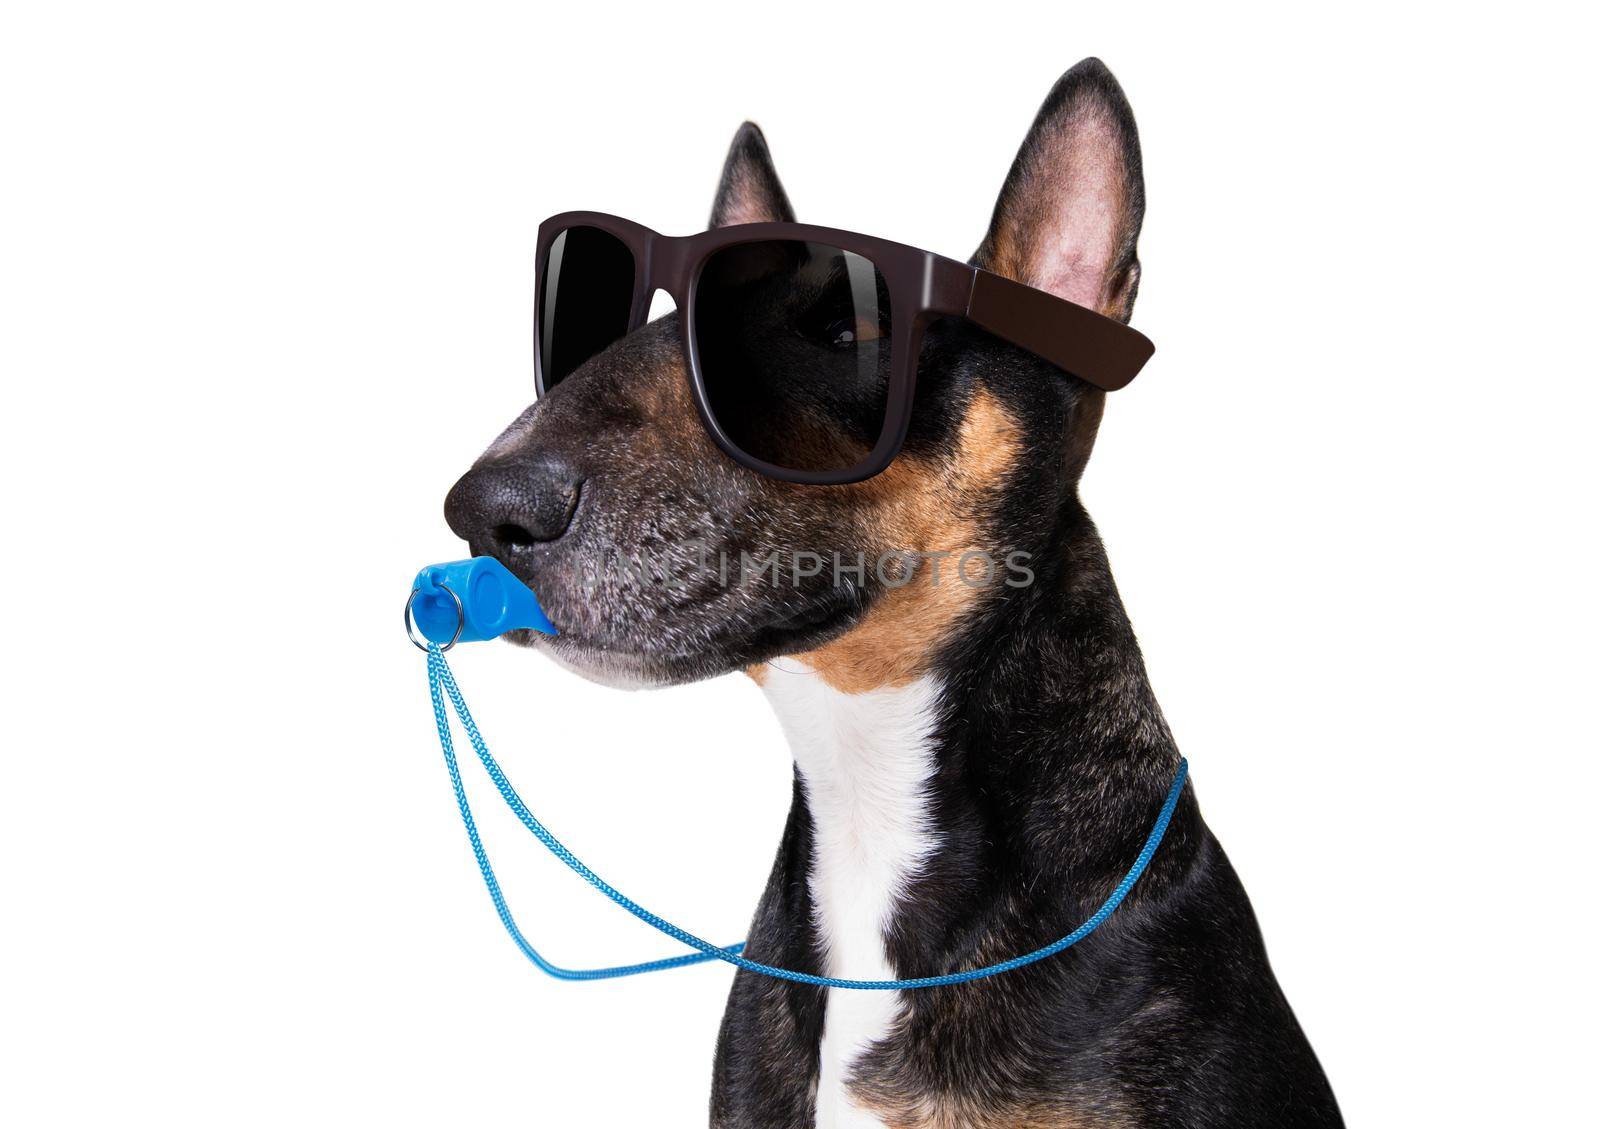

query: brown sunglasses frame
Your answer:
[533,211,1155,486]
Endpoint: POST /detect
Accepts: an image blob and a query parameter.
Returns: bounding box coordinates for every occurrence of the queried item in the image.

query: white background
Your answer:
[3,3,1596,1125]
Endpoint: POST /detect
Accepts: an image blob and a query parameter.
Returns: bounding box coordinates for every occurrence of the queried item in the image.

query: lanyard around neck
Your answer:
[423,642,1188,990]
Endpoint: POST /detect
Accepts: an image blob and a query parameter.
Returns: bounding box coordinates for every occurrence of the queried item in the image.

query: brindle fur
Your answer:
[446,58,1341,1128]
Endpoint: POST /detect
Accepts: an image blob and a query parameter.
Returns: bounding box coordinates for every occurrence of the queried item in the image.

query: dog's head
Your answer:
[445,58,1145,691]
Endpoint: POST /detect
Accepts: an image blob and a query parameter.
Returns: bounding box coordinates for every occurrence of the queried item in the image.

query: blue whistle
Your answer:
[407,557,557,649]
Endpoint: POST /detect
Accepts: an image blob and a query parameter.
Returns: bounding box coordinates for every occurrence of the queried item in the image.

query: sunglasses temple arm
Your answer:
[962,270,1155,392]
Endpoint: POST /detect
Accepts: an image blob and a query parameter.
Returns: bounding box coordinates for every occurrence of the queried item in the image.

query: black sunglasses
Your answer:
[534,212,1155,485]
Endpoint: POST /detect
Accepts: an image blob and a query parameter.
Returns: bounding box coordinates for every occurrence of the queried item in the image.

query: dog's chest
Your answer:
[761,663,942,1129]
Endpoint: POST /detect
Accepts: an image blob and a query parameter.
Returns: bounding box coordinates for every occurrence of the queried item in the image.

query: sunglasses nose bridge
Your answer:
[639,233,694,301]
[630,233,694,328]
[643,286,679,323]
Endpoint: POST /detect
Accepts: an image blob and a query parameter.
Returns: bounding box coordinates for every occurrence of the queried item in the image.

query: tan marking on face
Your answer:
[790,389,1022,694]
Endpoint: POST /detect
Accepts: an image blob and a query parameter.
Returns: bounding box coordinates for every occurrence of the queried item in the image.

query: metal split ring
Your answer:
[405,584,464,653]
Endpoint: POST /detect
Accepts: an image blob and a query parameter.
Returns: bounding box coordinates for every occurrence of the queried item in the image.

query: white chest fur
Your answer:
[760,663,943,1129]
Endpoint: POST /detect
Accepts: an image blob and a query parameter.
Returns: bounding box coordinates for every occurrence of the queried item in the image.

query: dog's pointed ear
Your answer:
[974,59,1145,323]
[709,122,795,228]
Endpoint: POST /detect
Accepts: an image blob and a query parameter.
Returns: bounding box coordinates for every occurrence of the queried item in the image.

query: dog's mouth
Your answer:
[734,588,861,657]
[498,579,864,688]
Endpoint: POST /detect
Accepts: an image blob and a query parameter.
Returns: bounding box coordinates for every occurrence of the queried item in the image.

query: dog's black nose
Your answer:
[445,460,582,550]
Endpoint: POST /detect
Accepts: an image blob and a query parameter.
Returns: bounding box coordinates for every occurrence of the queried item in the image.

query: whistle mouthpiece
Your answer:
[408,557,557,648]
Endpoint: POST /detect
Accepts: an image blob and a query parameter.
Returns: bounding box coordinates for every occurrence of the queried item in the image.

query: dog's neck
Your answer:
[757,505,1184,1126]
[761,666,942,981]
[759,663,940,1124]
[763,503,1181,892]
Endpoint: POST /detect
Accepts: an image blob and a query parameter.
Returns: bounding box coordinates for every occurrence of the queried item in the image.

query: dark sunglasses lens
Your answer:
[695,240,892,475]
[539,226,635,390]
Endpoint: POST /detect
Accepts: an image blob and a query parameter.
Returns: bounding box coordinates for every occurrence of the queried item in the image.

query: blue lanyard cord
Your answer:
[427,647,743,980]
[426,644,1188,990]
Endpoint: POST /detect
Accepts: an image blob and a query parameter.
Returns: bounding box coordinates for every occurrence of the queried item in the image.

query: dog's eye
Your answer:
[812,314,885,350]
[794,265,890,351]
